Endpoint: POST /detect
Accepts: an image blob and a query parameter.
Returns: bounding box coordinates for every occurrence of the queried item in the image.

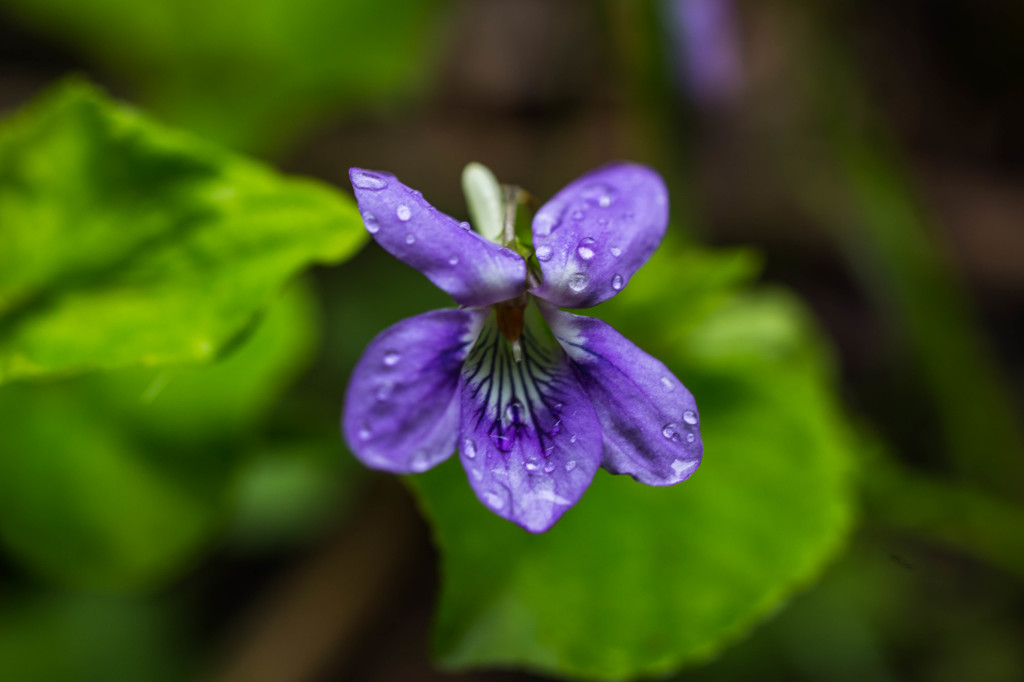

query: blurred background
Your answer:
[1,0,1022,680]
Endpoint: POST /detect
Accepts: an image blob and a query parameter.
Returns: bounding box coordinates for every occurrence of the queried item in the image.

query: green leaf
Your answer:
[0,281,320,588]
[0,590,188,682]
[0,81,365,385]
[410,244,856,679]
[1,0,441,152]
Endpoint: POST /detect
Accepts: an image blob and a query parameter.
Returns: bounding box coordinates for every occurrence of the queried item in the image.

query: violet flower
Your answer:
[343,163,703,532]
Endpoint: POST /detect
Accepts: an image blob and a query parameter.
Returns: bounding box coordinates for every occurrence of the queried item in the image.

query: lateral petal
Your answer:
[458,306,602,533]
[350,168,527,307]
[542,303,703,485]
[343,308,487,473]
[530,163,668,308]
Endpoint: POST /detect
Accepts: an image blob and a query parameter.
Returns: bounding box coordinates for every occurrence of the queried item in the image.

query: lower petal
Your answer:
[458,306,603,533]
[343,308,487,473]
[542,303,703,485]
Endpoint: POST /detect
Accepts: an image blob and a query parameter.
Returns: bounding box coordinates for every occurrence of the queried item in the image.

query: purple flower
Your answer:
[343,163,703,532]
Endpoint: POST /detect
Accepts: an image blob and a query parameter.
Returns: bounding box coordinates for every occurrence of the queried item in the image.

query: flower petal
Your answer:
[530,163,668,308]
[542,303,703,485]
[343,308,488,473]
[458,306,602,533]
[350,168,527,307]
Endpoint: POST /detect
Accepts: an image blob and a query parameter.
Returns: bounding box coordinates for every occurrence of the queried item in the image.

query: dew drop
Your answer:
[597,217,609,227]
[572,210,585,221]
[598,194,612,208]
[534,214,556,237]
[577,237,597,261]
[375,382,393,401]
[661,376,674,391]
[610,246,622,257]
[383,350,400,366]
[411,450,431,472]
[543,460,557,473]
[525,460,539,472]
[535,245,553,262]
[459,220,471,231]
[611,274,624,290]
[490,431,514,452]
[463,439,477,459]
[362,211,380,234]
[686,433,696,443]
[396,205,411,221]
[565,460,577,472]
[405,233,415,245]
[351,171,387,190]
[485,491,505,509]
[358,423,372,441]
[683,410,698,426]
[549,419,562,437]
[505,400,525,425]
[662,423,682,442]
[448,255,459,266]
[569,434,578,444]
[567,273,588,292]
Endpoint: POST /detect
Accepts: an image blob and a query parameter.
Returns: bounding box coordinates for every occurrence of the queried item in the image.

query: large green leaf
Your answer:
[1,0,441,152]
[410,244,857,679]
[0,81,365,385]
[0,281,320,588]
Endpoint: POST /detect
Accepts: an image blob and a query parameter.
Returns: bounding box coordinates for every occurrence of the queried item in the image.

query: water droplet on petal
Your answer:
[396,205,411,221]
[448,255,459,266]
[610,246,622,257]
[683,410,698,425]
[549,419,562,437]
[405,233,415,245]
[505,400,525,425]
[352,171,387,190]
[572,210,585,221]
[485,491,505,509]
[459,220,471,231]
[525,460,539,472]
[411,450,431,472]
[543,460,556,473]
[597,217,609,227]
[534,214,556,237]
[383,350,400,366]
[358,423,372,441]
[611,274,624,290]
[463,439,477,459]
[490,431,514,452]
[570,434,577,444]
[568,273,588,292]
[662,423,682,442]
[375,382,393,401]
[686,433,696,443]
[565,460,577,472]
[362,211,380,234]
[577,237,597,260]
[661,376,674,391]
[536,245,553,262]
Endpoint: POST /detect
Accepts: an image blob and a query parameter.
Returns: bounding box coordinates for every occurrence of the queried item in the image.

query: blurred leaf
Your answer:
[0,590,188,682]
[225,438,366,551]
[1,0,441,152]
[0,282,320,588]
[411,244,856,679]
[0,81,365,385]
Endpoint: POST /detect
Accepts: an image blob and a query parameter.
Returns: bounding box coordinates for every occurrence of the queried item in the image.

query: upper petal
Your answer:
[350,168,527,307]
[343,308,488,474]
[542,303,702,485]
[529,163,668,308]
[458,306,603,533]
